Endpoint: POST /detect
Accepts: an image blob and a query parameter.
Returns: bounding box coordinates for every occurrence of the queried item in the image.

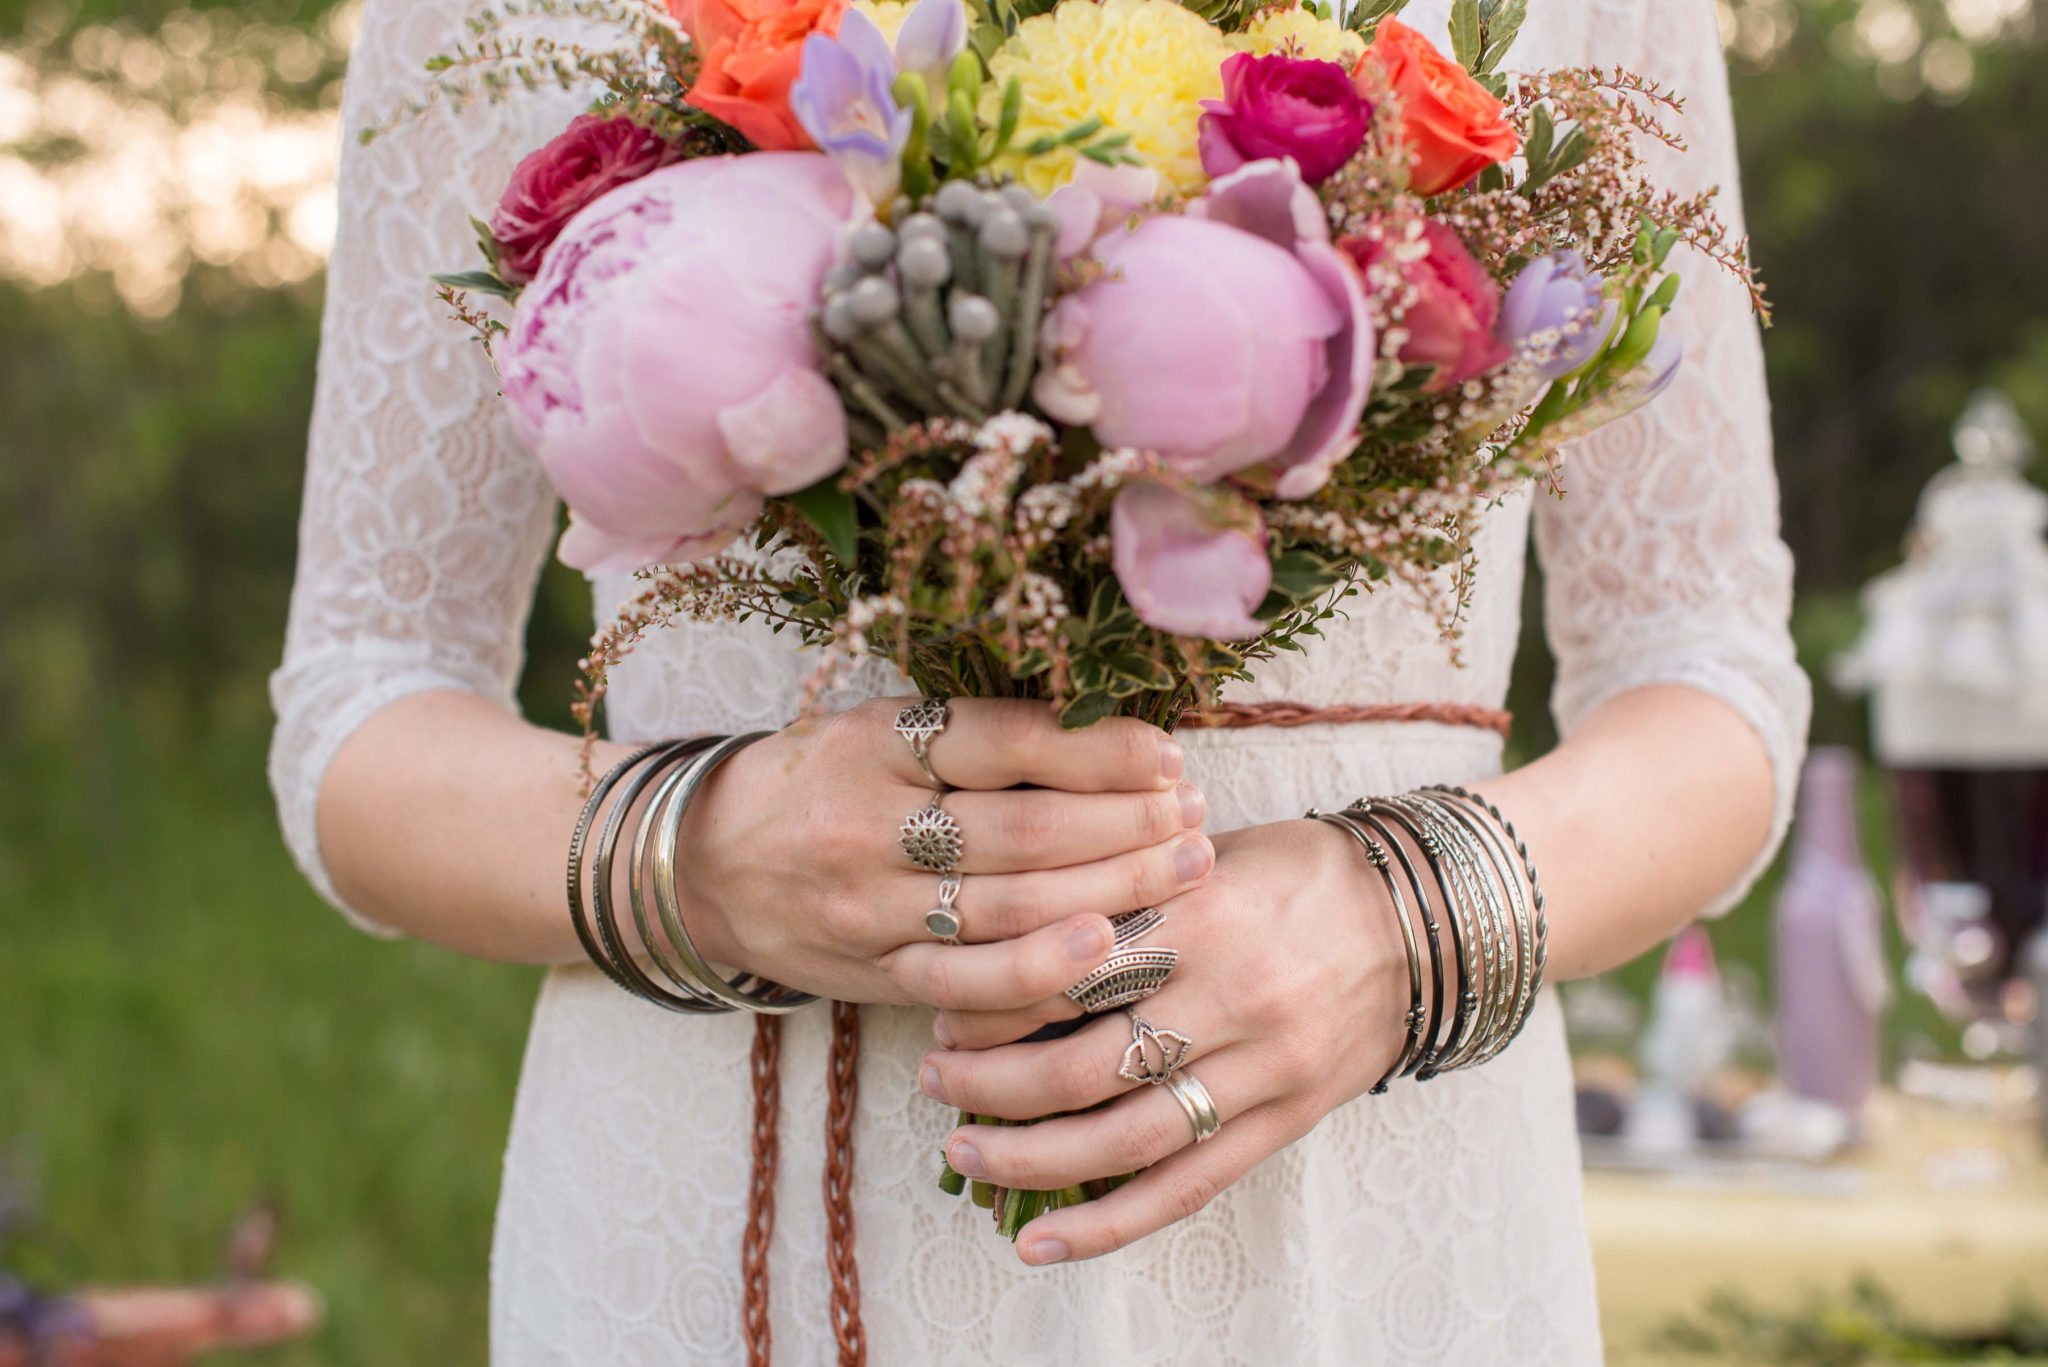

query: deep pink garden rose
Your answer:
[491,113,682,285]
[1339,218,1508,390]
[1111,482,1270,639]
[1198,52,1370,185]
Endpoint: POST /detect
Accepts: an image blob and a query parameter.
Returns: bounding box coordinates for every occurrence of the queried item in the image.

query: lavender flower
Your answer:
[1497,250,1608,381]
[790,11,911,205]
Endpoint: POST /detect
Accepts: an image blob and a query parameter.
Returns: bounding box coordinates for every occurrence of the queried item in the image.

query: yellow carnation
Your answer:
[1230,6,1365,64]
[982,0,1229,197]
[850,0,914,43]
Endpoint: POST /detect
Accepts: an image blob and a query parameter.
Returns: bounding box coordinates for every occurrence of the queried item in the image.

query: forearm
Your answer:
[318,690,635,964]
[1473,683,1776,982]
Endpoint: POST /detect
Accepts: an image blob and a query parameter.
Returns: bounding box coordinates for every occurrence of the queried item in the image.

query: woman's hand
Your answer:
[674,697,1216,1011]
[915,818,1411,1265]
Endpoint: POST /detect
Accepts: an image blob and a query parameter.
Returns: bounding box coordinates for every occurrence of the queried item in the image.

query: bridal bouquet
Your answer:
[411,0,1759,1233]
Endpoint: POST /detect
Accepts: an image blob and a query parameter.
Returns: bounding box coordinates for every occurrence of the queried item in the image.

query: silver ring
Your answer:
[900,793,964,872]
[895,698,949,788]
[1064,947,1178,1013]
[925,874,963,942]
[1165,1072,1221,1143]
[1110,907,1165,947]
[1119,1011,1192,1085]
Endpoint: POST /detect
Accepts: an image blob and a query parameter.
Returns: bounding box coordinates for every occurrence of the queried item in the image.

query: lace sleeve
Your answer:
[1534,0,1812,915]
[267,0,572,934]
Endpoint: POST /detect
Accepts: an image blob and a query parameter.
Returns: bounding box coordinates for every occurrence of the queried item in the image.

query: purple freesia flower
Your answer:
[893,0,968,87]
[790,10,910,205]
[1497,250,1608,381]
[1111,483,1271,640]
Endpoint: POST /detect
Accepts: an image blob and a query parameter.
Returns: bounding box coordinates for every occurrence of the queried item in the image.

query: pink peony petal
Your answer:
[717,366,850,495]
[1112,483,1271,640]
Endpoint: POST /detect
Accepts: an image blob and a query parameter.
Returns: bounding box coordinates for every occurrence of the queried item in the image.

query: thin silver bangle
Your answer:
[1418,791,1531,1066]
[1386,794,1505,1073]
[1347,802,1453,1079]
[650,732,818,1015]
[1311,810,1425,1093]
[1430,785,1548,1054]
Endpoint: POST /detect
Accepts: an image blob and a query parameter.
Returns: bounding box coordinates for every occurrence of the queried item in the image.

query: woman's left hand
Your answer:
[917,817,1413,1266]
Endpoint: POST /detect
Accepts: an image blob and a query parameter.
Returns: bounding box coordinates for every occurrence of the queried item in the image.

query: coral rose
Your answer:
[670,0,846,151]
[499,153,858,573]
[1341,218,1508,390]
[490,113,681,285]
[1356,17,1516,196]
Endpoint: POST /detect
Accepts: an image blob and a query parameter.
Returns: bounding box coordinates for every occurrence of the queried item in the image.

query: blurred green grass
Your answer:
[0,720,540,1367]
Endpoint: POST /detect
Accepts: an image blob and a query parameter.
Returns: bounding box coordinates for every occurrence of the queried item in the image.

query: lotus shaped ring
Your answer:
[1119,1011,1193,1085]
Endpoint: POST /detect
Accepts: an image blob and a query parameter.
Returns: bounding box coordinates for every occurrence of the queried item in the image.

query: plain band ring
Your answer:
[1064,947,1179,1013]
[1119,1011,1192,1085]
[901,793,964,872]
[1165,1072,1221,1143]
[926,874,963,942]
[895,698,950,789]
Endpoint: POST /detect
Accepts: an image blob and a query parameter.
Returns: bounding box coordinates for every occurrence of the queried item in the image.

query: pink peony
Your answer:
[1034,159,1371,494]
[1339,218,1509,391]
[1198,52,1370,186]
[490,114,682,285]
[499,153,858,574]
[1112,483,1270,639]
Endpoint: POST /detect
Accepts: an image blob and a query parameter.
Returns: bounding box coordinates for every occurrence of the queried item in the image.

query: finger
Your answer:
[933,991,1081,1051]
[942,1048,1268,1194]
[933,784,1203,874]
[864,696,1184,793]
[1012,1105,1302,1265]
[922,1000,1226,1121]
[934,830,1211,944]
[884,913,1115,1012]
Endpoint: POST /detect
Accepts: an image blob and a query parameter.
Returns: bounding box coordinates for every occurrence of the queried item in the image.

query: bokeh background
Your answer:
[0,0,2043,1361]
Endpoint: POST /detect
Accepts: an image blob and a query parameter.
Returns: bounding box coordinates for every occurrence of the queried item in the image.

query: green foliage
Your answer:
[1654,1279,2048,1364]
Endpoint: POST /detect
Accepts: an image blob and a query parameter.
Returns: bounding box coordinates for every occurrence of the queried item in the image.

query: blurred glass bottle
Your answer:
[1774,747,1889,1113]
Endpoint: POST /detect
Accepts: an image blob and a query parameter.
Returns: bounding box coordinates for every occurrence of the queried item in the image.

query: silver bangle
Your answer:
[1429,786,1546,1060]
[1312,809,1425,1093]
[1387,794,1506,1073]
[646,732,819,1015]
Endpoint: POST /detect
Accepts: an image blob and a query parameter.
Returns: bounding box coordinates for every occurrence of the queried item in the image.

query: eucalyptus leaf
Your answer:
[431,269,517,299]
[787,476,859,564]
[1448,0,1482,71]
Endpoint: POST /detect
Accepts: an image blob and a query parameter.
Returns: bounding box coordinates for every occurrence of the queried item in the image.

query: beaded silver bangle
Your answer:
[1310,809,1426,1093]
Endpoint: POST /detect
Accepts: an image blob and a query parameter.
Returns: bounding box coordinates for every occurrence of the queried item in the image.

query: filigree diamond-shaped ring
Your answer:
[900,794,964,873]
[894,698,950,789]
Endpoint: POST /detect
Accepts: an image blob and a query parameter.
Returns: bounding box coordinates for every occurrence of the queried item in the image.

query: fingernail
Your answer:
[933,1015,956,1049]
[949,1139,986,1177]
[1173,835,1212,885]
[919,1064,947,1103]
[1022,1238,1069,1266]
[1158,736,1183,781]
[1067,918,1111,960]
[1176,782,1205,828]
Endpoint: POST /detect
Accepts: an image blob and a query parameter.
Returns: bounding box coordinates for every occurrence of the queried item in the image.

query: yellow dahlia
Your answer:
[982,0,1230,197]
[1230,5,1365,64]
[851,0,913,44]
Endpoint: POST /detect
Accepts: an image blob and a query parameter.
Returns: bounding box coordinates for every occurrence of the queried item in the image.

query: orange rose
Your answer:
[670,0,845,151]
[1356,17,1517,197]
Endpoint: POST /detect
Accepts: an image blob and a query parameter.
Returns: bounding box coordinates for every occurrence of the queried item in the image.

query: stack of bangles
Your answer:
[1308,786,1549,1093]
[566,732,815,1015]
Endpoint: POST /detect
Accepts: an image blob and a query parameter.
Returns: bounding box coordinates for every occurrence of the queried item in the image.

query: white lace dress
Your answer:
[270,0,1809,1358]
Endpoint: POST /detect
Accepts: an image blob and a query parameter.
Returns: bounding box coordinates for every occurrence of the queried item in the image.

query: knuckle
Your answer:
[986,701,1044,765]
[1135,791,1180,845]
[982,880,1042,938]
[998,799,1060,854]
[1050,1043,1107,1110]
[1163,1166,1222,1222]
[1112,1109,1180,1171]
[813,890,870,945]
[921,950,963,1009]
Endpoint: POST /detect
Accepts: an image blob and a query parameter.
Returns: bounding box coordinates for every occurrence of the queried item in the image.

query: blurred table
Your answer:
[1584,1084,2048,1364]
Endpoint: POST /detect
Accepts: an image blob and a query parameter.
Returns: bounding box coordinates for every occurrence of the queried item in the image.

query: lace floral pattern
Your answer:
[269,0,1807,1358]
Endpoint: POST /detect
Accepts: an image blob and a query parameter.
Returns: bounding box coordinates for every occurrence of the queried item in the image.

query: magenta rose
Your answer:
[491,113,682,285]
[1198,52,1370,186]
[1339,218,1508,390]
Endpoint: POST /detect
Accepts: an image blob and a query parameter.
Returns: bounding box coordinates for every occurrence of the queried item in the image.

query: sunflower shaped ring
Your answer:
[900,793,964,873]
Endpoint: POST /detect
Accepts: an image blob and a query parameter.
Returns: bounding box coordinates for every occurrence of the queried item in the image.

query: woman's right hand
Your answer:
[672,697,1213,1011]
